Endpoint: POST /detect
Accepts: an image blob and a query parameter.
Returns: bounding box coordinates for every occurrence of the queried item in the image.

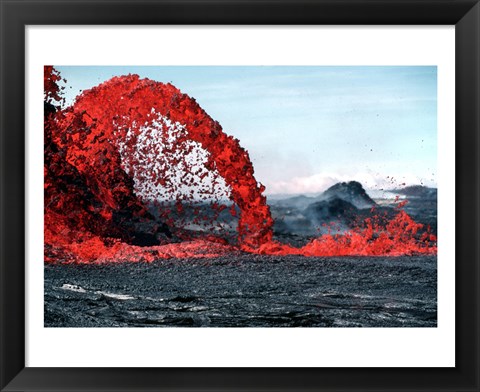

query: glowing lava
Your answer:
[44,67,436,263]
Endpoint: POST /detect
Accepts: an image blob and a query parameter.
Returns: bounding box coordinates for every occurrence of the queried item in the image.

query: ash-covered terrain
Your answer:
[45,255,437,328]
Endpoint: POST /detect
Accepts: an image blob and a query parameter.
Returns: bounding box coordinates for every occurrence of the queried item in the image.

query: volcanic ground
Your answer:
[45,254,437,328]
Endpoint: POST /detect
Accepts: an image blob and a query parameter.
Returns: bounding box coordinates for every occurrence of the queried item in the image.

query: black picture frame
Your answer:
[1,1,479,391]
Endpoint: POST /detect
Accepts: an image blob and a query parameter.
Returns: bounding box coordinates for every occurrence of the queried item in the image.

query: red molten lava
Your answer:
[256,208,437,256]
[44,67,436,263]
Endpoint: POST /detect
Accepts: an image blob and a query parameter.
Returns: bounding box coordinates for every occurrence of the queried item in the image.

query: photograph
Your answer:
[2,0,478,388]
[44,65,438,328]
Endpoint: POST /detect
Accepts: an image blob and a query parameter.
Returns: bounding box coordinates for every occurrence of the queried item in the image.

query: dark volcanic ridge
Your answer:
[392,185,437,199]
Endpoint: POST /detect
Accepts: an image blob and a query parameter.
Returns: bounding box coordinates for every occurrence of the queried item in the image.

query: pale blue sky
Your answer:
[55,66,437,195]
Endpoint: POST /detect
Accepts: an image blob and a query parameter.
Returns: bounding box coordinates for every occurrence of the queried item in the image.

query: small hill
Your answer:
[317,181,376,209]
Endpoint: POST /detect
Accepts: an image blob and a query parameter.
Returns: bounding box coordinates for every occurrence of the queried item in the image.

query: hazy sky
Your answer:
[55,66,437,195]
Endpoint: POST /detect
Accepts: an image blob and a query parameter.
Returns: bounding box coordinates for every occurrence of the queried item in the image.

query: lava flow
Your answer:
[44,67,436,263]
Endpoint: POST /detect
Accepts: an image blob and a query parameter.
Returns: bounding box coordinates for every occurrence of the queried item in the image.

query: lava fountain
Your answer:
[44,67,436,263]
